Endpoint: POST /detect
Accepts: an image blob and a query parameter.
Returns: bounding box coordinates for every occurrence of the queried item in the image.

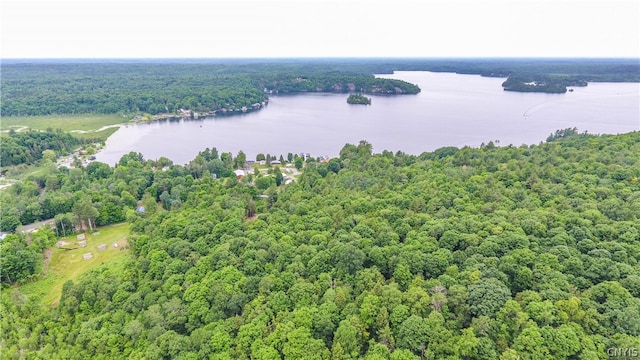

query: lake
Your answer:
[95,71,640,166]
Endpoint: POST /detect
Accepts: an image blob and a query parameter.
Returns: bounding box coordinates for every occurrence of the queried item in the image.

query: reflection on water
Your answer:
[96,72,640,166]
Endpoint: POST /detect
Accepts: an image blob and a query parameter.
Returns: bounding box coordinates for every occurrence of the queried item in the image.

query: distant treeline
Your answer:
[0,63,420,117]
[2,59,637,117]
[1,64,267,116]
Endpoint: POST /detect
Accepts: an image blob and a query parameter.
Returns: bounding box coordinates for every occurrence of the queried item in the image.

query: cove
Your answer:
[95,71,640,166]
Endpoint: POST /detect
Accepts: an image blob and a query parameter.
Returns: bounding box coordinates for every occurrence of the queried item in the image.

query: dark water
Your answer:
[95,71,640,165]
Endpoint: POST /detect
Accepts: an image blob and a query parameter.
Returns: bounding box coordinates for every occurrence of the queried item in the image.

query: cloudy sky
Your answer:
[2,0,639,58]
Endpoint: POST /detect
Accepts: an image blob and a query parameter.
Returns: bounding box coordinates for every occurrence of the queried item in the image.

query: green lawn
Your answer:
[19,223,131,307]
[71,126,121,142]
[1,114,126,133]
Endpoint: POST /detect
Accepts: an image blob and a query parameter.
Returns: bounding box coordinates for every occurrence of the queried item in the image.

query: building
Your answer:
[234,169,246,179]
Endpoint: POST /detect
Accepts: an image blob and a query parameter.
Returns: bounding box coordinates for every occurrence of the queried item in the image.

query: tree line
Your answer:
[0,63,420,117]
[6,59,636,118]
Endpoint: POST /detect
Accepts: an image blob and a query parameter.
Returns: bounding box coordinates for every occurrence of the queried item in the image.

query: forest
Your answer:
[2,58,638,118]
[1,130,639,359]
[0,62,419,117]
[0,130,90,167]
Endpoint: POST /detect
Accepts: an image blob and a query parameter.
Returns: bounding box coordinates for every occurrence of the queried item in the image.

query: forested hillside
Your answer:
[0,63,419,117]
[2,58,637,117]
[1,131,640,359]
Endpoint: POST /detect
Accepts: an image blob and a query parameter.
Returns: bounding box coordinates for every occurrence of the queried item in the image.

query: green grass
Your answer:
[1,114,126,133]
[71,126,121,142]
[1,114,124,142]
[2,163,59,182]
[19,223,131,307]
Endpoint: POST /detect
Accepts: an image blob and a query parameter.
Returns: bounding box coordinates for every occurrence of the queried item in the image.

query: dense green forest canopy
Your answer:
[2,58,637,116]
[2,130,639,359]
[0,130,89,167]
[0,61,419,117]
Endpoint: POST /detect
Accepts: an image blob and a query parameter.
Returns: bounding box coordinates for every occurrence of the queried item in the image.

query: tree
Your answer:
[209,147,220,160]
[313,301,340,344]
[0,234,42,283]
[274,167,284,186]
[360,294,381,329]
[495,299,529,347]
[86,161,113,180]
[54,213,75,237]
[333,319,362,359]
[393,264,412,291]
[45,175,60,190]
[542,324,580,359]
[160,191,172,211]
[456,327,480,359]
[235,150,247,169]
[142,193,158,216]
[390,349,420,360]
[334,244,365,275]
[357,140,373,158]
[72,197,99,231]
[255,176,275,190]
[328,158,342,174]
[365,343,391,360]
[430,285,447,312]
[467,278,511,318]
[396,315,429,355]
[0,214,21,232]
[118,151,144,167]
[220,152,234,169]
[147,330,190,359]
[511,322,549,359]
[30,226,56,252]
[96,199,125,226]
[246,198,257,218]
[282,327,329,360]
[42,149,57,163]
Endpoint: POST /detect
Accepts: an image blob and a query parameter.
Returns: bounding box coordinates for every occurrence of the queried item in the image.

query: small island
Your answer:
[347,93,371,105]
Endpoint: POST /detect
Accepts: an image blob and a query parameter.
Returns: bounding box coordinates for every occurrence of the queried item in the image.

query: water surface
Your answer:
[96,71,640,165]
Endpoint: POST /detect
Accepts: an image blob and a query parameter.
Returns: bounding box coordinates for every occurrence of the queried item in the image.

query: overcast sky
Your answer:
[2,0,639,58]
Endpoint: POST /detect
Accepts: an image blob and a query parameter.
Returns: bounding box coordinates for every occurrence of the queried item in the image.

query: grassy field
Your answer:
[19,223,131,307]
[71,126,121,142]
[1,114,127,142]
[1,114,126,133]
